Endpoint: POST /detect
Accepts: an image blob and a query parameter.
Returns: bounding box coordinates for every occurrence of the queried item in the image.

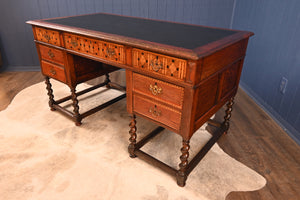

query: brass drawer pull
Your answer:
[43,34,51,41]
[71,40,78,47]
[149,105,161,117]
[50,68,56,75]
[106,48,116,57]
[150,59,163,72]
[149,83,162,95]
[48,50,55,59]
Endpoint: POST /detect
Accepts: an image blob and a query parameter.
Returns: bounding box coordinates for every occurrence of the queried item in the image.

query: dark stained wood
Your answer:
[180,86,196,140]
[134,149,178,177]
[193,87,237,134]
[80,93,126,119]
[72,56,119,84]
[220,62,240,98]
[55,81,108,104]
[27,13,254,186]
[223,97,234,134]
[106,82,126,92]
[44,76,55,111]
[70,86,81,126]
[1,72,300,199]
[128,114,137,158]
[48,77,125,125]
[187,123,226,175]
[194,76,219,120]
[200,39,247,81]
[207,119,222,128]
[135,126,165,149]
[177,139,190,187]
[52,103,74,119]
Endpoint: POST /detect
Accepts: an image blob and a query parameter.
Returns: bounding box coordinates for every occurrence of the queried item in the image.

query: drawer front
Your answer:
[41,60,66,83]
[132,48,187,80]
[64,33,126,64]
[39,45,64,65]
[35,27,61,46]
[133,95,181,131]
[133,73,184,109]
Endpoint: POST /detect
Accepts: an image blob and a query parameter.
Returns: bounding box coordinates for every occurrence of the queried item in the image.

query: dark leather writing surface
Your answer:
[46,13,237,49]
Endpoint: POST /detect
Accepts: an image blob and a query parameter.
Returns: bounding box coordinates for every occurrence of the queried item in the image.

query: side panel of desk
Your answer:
[188,38,249,139]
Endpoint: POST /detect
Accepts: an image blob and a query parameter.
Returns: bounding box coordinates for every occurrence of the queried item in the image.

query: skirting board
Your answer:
[239,81,300,145]
[1,65,40,72]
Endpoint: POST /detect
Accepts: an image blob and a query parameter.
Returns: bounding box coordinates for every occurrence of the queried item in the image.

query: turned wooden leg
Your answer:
[223,97,234,134]
[70,87,82,126]
[105,73,111,88]
[176,139,190,187]
[44,76,55,111]
[128,114,137,158]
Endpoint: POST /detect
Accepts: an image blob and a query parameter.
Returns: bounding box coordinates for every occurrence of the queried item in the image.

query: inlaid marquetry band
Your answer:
[35,27,61,46]
[132,48,187,80]
[64,33,126,64]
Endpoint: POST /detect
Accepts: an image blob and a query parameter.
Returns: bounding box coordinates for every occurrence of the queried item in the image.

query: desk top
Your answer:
[27,13,253,60]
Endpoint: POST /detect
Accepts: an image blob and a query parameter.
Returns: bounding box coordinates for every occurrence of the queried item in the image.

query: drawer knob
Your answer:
[48,50,55,59]
[149,83,162,96]
[43,34,51,41]
[149,106,161,117]
[50,68,56,75]
[71,40,78,47]
[150,59,163,72]
[106,48,116,57]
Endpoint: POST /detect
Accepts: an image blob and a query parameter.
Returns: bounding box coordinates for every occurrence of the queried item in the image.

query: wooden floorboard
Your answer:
[0,71,299,200]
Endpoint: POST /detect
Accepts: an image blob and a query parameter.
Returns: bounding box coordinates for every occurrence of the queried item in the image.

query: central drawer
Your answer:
[132,73,184,109]
[64,33,126,65]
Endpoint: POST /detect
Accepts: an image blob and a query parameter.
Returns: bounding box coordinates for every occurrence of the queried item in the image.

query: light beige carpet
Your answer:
[0,80,266,200]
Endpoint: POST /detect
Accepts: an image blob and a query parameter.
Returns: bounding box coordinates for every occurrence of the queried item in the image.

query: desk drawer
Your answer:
[133,73,184,109]
[133,95,181,131]
[35,27,61,46]
[41,60,66,83]
[64,33,126,64]
[39,45,64,65]
[132,48,187,80]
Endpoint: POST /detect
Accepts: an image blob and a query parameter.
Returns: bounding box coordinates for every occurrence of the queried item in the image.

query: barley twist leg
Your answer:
[70,87,81,126]
[176,139,190,187]
[128,114,137,158]
[45,76,55,111]
[223,97,234,134]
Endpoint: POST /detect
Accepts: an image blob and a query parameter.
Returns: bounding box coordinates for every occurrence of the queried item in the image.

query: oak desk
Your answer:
[27,13,253,187]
